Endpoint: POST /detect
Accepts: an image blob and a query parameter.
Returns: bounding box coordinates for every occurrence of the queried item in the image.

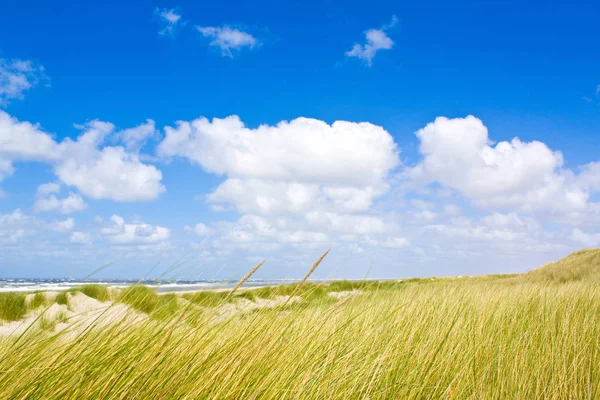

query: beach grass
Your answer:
[78,284,111,302]
[0,249,599,398]
[0,292,27,322]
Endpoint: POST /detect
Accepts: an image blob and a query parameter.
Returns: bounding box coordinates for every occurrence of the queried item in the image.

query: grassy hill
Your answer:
[524,248,600,283]
[1,250,600,398]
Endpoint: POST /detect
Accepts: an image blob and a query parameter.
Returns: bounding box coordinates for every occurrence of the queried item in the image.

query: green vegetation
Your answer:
[29,292,48,309]
[0,292,27,322]
[78,284,111,302]
[184,289,231,307]
[525,248,600,283]
[0,249,599,398]
[54,291,69,306]
[119,285,181,319]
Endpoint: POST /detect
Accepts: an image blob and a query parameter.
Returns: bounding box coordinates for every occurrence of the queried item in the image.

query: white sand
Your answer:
[213,295,302,322]
[1,287,357,337]
[0,292,146,338]
[328,290,364,299]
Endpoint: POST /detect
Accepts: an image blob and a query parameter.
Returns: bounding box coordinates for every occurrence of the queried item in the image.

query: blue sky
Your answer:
[0,0,599,279]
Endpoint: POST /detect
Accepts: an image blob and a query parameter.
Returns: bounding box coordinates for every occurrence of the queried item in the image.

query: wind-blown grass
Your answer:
[119,285,181,319]
[0,249,599,398]
[78,284,111,302]
[0,293,27,322]
[525,248,600,283]
[28,292,47,309]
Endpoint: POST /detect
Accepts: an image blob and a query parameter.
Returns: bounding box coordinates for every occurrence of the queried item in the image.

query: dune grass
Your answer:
[54,291,69,306]
[525,248,600,283]
[0,249,599,398]
[78,284,111,302]
[117,285,183,320]
[29,292,48,309]
[0,293,27,322]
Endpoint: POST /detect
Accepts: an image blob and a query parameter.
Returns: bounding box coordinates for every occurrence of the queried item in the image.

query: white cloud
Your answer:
[37,182,61,196]
[0,112,164,201]
[184,223,214,236]
[159,116,398,184]
[410,116,597,215]
[381,236,409,248]
[48,218,75,233]
[158,115,398,215]
[55,145,164,202]
[0,59,48,105]
[56,120,164,201]
[577,162,600,192]
[570,228,600,248]
[0,156,14,183]
[196,26,258,57]
[117,119,157,151]
[0,209,31,243]
[213,214,329,250]
[443,205,462,216]
[346,16,397,66]
[100,215,170,244]
[305,212,387,235]
[424,211,544,244]
[155,8,184,37]
[0,110,60,163]
[207,179,320,215]
[158,115,400,257]
[482,212,524,230]
[34,192,87,214]
[597,84,600,96]
[70,231,92,245]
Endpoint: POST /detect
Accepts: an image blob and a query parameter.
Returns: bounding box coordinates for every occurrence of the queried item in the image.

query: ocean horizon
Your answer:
[0,278,307,293]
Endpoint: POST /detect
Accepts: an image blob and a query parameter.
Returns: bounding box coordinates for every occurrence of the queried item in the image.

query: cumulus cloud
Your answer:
[37,182,61,196]
[55,146,164,201]
[196,25,258,57]
[0,210,77,246]
[381,236,409,248]
[213,214,329,251]
[70,231,92,245]
[34,192,87,214]
[184,223,214,236]
[0,157,14,184]
[305,211,387,235]
[100,215,170,244]
[425,214,539,243]
[155,8,184,37]
[0,111,164,201]
[577,162,600,192]
[158,115,401,254]
[570,228,600,248]
[158,116,398,184]
[0,59,48,105]
[117,119,157,152]
[346,15,397,66]
[159,115,398,215]
[47,218,75,233]
[0,111,60,170]
[0,209,32,244]
[410,116,598,215]
[54,121,164,201]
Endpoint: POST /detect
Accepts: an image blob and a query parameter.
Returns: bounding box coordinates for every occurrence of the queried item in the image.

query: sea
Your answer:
[0,278,300,293]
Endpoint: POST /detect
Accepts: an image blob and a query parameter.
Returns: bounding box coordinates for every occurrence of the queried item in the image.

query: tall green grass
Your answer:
[119,285,181,319]
[78,284,111,302]
[0,293,27,322]
[1,249,599,398]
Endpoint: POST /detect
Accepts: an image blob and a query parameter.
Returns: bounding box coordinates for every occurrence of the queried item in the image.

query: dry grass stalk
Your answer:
[285,249,330,305]
[229,260,266,296]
